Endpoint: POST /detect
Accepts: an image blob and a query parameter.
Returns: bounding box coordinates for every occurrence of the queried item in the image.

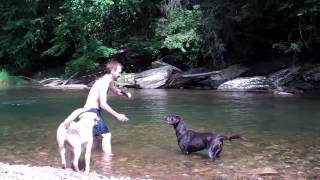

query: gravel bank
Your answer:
[0,162,134,180]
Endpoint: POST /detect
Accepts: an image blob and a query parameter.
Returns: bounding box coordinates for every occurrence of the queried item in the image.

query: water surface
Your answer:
[0,88,319,179]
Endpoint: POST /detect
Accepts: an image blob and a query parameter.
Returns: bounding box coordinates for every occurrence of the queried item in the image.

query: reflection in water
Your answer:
[100,154,113,174]
[0,89,319,179]
[135,89,169,120]
[0,100,38,106]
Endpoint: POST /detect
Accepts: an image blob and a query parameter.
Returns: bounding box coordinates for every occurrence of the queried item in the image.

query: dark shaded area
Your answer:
[0,0,319,80]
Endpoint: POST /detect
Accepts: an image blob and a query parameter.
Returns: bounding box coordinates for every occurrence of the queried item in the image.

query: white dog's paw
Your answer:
[83,170,90,175]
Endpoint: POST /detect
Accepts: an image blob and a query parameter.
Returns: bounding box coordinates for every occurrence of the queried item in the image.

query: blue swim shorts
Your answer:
[86,108,109,136]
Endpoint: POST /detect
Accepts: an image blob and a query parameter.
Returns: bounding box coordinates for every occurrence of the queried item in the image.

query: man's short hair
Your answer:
[106,60,123,74]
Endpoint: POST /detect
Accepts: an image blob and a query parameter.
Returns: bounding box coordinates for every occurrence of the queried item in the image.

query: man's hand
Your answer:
[116,113,129,122]
[124,92,132,99]
[120,90,132,99]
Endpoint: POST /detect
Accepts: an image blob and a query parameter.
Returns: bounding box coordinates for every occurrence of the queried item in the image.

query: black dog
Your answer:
[164,115,241,161]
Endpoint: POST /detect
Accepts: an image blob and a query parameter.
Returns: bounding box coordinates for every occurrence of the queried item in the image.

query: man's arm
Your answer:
[98,84,128,122]
[109,83,131,98]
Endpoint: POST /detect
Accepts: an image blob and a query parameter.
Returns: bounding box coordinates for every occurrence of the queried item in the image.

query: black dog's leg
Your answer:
[207,139,223,161]
[216,140,224,158]
[215,146,223,158]
[208,150,216,162]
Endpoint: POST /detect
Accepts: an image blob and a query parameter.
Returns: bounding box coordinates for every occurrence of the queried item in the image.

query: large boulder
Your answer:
[217,76,277,92]
[151,60,182,72]
[205,64,248,88]
[286,63,320,92]
[268,66,301,86]
[301,64,320,82]
[165,64,248,89]
[135,66,176,89]
[116,73,136,87]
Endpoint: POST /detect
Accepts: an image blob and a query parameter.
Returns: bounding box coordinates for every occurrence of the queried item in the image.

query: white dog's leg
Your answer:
[59,147,66,169]
[66,150,73,169]
[101,133,113,155]
[72,144,81,172]
[84,141,93,174]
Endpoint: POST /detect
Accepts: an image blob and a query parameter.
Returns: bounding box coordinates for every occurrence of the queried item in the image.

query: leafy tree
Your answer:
[0,0,55,74]
[43,0,116,75]
[237,0,320,59]
[1,0,320,77]
[155,4,202,66]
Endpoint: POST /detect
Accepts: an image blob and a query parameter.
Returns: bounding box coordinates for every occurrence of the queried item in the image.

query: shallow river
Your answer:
[0,88,319,179]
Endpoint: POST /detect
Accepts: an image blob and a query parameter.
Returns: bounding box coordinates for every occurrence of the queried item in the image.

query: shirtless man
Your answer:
[84,60,131,155]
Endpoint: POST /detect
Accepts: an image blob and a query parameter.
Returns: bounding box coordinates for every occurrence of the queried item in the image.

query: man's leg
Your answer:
[101,132,113,155]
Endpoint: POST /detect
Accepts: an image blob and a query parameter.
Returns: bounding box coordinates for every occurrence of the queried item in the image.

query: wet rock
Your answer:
[301,64,320,82]
[205,64,249,88]
[217,76,276,92]
[43,84,90,90]
[268,66,300,86]
[165,64,248,89]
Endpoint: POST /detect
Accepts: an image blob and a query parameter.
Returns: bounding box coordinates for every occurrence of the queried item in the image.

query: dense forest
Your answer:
[0,0,319,78]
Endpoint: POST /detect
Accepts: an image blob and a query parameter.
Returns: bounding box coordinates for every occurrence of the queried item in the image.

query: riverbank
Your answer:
[0,162,134,180]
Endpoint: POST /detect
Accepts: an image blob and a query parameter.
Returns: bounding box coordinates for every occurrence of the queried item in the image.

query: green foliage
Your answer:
[1,0,320,76]
[65,56,97,76]
[65,39,115,75]
[0,69,9,83]
[44,0,116,75]
[155,5,201,66]
[197,0,226,67]
[103,0,161,52]
[0,69,26,87]
[0,1,50,73]
[272,41,302,54]
[239,0,320,56]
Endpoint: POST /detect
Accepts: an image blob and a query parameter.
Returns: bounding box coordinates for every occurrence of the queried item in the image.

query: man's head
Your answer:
[106,60,123,81]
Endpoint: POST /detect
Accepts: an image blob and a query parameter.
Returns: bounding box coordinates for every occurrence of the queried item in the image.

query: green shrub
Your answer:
[0,69,9,83]
[156,6,201,66]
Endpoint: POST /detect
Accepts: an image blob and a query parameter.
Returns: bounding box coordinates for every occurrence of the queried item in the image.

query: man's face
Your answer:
[111,66,122,81]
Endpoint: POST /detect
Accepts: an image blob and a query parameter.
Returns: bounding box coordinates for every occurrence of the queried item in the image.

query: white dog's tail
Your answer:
[62,108,89,128]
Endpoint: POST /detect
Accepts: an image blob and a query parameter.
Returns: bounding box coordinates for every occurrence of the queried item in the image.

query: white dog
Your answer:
[56,108,99,174]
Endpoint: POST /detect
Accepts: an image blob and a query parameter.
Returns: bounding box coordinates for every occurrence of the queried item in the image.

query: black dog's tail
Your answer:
[219,135,241,141]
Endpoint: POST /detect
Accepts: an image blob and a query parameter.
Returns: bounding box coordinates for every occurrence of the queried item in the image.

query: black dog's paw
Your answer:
[206,158,216,164]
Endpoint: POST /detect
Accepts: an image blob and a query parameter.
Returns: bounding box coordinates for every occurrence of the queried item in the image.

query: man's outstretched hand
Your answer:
[124,92,132,99]
[116,113,129,122]
[120,90,132,99]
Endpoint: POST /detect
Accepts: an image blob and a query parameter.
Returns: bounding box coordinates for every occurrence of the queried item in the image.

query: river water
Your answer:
[0,88,319,179]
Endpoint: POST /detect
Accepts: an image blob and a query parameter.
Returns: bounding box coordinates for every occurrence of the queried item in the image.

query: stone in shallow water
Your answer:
[254,156,264,161]
[254,167,279,175]
[240,142,255,148]
[118,157,128,162]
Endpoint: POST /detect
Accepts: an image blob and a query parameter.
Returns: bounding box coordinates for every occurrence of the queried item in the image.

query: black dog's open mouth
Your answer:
[163,115,180,125]
[163,117,169,124]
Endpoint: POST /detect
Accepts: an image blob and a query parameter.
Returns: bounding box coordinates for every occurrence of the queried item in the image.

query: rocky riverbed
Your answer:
[0,162,135,180]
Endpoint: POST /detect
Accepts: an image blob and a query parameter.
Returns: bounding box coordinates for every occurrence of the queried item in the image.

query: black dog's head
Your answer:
[164,115,183,125]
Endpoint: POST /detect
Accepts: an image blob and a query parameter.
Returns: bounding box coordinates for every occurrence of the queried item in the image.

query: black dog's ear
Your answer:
[175,115,184,122]
[174,115,182,121]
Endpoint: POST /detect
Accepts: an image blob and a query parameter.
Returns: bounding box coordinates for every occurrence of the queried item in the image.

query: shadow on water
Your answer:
[0,88,319,179]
